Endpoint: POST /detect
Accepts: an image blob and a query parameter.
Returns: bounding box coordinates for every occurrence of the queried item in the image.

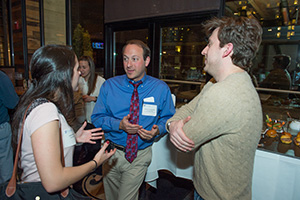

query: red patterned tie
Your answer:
[125,81,142,163]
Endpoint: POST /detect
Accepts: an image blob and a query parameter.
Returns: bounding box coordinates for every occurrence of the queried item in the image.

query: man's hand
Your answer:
[76,121,103,144]
[138,125,159,140]
[119,114,142,134]
[169,116,194,152]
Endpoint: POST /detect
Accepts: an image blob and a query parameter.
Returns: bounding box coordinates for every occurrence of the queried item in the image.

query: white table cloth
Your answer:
[145,134,194,188]
[145,134,300,200]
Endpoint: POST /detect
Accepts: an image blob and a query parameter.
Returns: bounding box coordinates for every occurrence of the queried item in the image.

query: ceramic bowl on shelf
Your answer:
[289,120,300,136]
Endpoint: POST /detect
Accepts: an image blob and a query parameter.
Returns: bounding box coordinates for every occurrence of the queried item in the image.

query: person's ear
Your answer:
[145,56,150,67]
[223,43,233,58]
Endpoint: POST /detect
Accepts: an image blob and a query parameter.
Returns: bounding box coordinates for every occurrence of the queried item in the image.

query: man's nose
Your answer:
[127,60,132,67]
[201,46,208,55]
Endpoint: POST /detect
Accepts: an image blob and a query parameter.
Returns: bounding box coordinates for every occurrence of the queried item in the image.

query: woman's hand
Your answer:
[76,121,103,144]
[82,95,97,102]
[32,120,110,193]
[93,141,116,166]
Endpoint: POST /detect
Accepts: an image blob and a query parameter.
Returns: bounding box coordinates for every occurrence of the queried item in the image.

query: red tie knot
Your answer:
[130,81,143,89]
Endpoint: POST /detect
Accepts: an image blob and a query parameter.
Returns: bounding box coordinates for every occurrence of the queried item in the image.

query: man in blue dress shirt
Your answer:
[91,40,175,200]
[0,70,19,184]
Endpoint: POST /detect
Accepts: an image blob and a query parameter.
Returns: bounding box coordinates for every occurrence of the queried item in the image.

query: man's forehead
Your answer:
[124,44,142,50]
[211,28,219,36]
[123,54,141,57]
[208,28,220,42]
[123,45,143,55]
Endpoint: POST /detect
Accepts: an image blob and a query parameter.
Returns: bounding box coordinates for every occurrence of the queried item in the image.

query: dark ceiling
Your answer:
[72,0,103,40]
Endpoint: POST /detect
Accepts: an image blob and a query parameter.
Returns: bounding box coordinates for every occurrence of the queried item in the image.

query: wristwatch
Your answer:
[166,122,171,132]
[94,96,97,102]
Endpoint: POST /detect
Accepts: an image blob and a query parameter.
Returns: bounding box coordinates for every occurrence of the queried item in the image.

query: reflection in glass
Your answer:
[225,0,300,91]
[160,25,207,107]
[252,42,299,90]
[160,25,206,81]
[293,63,300,86]
[259,54,292,90]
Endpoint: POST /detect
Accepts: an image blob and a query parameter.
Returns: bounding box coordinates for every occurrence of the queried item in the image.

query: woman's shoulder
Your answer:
[27,99,59,119]
[25,99,60,135]
[96,75,105,84]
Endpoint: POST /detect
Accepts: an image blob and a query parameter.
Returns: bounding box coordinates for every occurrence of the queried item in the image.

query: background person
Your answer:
[167,16,263,200]
[0,70,19,184]
[11,45,115,194]
[91,40,175,200]
[259,54,292,90]
[78,56,105,123]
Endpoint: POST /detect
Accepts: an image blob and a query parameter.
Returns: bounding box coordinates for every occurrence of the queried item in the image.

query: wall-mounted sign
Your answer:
[92,42,104,49]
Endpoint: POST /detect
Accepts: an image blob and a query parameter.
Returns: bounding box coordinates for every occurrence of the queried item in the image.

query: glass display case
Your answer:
[257,88,300,159]
[223,0,300,159]
[159,24,207,107]
[160,26,206,81]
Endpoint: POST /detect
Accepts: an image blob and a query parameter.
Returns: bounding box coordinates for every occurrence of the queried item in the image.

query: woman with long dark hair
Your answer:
[11,45,115,194]
[78,56,105,123]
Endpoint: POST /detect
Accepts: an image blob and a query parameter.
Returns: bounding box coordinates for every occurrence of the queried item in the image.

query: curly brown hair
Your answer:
[203,16,262,70]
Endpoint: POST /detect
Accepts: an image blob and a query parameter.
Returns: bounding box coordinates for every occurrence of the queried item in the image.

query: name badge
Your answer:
[143,96,155,103]
[142,104,157,116]
[63,129,76,148]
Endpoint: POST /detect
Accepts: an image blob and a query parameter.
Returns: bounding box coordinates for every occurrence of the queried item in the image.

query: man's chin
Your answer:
[126,74,135,80]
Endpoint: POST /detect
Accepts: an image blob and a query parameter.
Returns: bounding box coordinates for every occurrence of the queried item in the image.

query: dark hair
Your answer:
[12,44,76,146]
[203,16,262,70]
[79,56,97,95]
[122,39,151,61]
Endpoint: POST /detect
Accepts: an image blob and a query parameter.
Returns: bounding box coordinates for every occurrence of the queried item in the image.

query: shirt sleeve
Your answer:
[91,82,122,132]
[0,73,19,109]
[155,87,176,137]
[25,103,60,136]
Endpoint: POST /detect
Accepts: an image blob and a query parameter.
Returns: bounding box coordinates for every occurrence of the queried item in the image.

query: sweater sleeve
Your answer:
[167,92,201,123]
[176,82,243,149]
[166,82,211,126]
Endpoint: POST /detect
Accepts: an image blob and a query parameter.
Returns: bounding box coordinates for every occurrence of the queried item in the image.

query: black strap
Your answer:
[25,98,51,118]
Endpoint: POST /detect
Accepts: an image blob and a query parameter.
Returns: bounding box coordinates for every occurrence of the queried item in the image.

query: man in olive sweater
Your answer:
[167,17,263,200]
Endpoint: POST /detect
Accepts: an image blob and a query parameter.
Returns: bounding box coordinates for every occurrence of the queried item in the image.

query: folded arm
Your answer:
[168,116,194,152]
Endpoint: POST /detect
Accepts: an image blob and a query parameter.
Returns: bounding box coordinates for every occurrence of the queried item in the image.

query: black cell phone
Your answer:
[105,139,115,152]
